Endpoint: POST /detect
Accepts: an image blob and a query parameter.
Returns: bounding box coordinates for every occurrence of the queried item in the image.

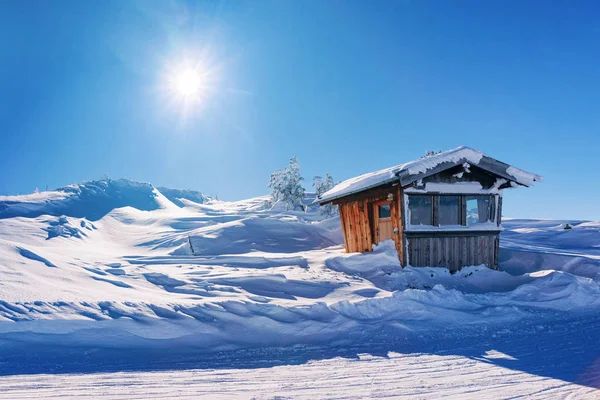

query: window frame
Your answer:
[407,194,497,228]
[378,203,391,219]
[436,195,462,226]
[407,194,434,226]
[465,195,496,226]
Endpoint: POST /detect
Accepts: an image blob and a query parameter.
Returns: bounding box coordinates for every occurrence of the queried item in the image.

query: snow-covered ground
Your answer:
[0,179,598,398]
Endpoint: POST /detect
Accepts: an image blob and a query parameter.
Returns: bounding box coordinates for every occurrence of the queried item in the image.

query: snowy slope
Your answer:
[0,179,598,398]
[500,218,600,281]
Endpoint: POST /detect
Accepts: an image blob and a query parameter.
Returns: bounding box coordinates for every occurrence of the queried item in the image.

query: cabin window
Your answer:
[439,195,460,226]
[466,195,494,226]
[378,203,391,218]
[408,195,433,225]
[406,194,497,229]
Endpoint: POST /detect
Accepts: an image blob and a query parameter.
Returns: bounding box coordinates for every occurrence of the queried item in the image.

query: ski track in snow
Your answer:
[0,180,599,398]
[1,316,599,399]
[0,354,595,400]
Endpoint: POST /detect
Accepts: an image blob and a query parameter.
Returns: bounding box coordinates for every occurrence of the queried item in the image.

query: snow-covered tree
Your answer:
[313,174,333,198]
[313,173,337,217]
[268,156,306,210]
[268,169,284,201]
[313,176,323,193]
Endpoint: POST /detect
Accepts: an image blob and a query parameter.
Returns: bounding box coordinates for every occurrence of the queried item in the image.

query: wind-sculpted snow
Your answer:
[17,247,58,268]
[43,215,96,239]
[156,187,210,207]
[0,179,161,220]
[206,275,345,300]
[187,216,340,255]
[0,179,211,221]
[502,218,600,257]
[0,180,598,397]
[500,218,600,280]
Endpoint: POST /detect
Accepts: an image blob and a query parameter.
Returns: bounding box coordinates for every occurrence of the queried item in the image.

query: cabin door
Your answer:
[374,201,393,243]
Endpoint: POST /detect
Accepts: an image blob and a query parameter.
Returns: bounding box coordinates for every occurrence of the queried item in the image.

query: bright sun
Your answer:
[173,68,203,98]
[163,57,220,119]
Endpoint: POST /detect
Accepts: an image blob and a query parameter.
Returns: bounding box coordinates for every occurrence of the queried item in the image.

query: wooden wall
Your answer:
[338,200,372,253]
[330,164,508,271]
[406,232,499,271]
[390,185,403,259]
[335,184,404,262]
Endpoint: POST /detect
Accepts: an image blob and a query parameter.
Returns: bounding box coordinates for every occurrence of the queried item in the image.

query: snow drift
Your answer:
[184,216,340,255]
[0,178,598,380]
[0,179,173,221]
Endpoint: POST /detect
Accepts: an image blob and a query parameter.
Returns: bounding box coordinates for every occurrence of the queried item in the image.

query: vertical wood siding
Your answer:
[332,166,510,270]
[338,201,373,253]
[336,185,403,259]
[391,186,403,262]
[406,233,499,271]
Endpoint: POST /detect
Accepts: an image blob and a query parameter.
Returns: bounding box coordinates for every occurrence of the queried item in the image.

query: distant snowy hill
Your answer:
[156,187,211,207]
[0,179,212,221]
[0,178,598,397]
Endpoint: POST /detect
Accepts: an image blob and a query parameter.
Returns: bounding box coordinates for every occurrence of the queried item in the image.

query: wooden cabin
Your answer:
[318,146,542,271]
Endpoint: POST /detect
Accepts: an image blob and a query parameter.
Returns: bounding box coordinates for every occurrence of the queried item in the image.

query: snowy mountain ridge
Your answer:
[0,178,213,221]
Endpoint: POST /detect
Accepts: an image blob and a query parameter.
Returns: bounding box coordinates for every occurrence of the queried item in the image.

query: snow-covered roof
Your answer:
[318,146,542,204]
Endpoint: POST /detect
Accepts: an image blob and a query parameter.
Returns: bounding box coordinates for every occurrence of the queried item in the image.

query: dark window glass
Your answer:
[466,196,493,225]
[378,203,391,218]
[408,196,432,225]
[439,196,460,225]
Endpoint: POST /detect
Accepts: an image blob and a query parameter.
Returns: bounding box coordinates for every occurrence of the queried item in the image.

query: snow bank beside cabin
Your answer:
[499,218,600,280]
[326,241,600,308]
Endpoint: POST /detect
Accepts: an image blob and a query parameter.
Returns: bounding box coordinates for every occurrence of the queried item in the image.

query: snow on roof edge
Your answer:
[506,166,543,187]
[318,146,542,204]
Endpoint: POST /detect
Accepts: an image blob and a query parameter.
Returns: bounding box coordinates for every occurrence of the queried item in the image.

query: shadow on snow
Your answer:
[0,314,598,390]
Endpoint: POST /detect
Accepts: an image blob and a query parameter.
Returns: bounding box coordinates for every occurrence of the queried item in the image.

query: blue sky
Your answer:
[1,1,599,220]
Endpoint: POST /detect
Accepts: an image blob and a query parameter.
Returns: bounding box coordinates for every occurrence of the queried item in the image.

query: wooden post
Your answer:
[338,204,349,253]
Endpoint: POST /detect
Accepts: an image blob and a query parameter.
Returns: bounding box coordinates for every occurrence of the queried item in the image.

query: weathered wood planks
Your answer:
[406,233,499,271]
[338,200,373,253]
[335,184,402,258]
[334,178,501,271]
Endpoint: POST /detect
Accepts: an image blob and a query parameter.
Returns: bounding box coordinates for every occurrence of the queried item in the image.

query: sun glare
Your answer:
[162,55,223,121]
[173,68,203,98]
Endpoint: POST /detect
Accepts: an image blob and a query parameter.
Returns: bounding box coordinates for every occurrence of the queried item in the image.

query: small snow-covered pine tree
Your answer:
[268,169,283,202]
[313,176,324,195]
[268,156,306,210]
[287,156,305,208]
[314,173,337,217]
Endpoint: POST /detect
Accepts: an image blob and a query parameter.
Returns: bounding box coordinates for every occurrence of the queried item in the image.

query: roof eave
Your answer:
[398,155,542,188]
[317,176,400,205]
